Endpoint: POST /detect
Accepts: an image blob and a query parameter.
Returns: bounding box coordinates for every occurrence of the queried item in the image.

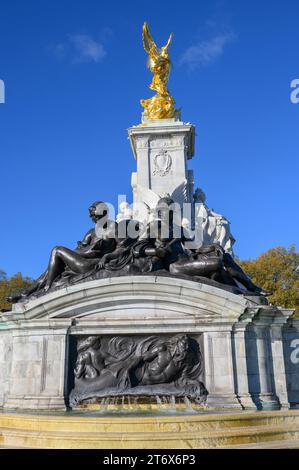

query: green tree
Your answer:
[0,271,33,311]
[239,246,299,316]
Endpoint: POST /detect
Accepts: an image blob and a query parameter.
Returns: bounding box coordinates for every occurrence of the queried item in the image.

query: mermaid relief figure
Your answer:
[139,335,188,385]
[74,336,136,380]
[72,336,140,399]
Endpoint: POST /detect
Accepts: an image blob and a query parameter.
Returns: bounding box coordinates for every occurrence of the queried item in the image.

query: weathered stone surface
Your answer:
[0,276,296,410]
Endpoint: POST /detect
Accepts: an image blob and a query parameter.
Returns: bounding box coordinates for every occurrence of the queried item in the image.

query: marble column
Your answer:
[246,308,292,410]
[268,309,292,408]
[232,309,257,409]
[283,317,299,408]
[0,330,12,407]
[203,329,242,409]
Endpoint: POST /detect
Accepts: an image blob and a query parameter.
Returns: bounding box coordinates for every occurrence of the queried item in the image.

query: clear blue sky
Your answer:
[0,0,298,278]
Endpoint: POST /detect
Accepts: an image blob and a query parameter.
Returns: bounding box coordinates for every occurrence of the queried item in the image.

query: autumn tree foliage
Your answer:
[0,271,32,311]
[239,245,299,316]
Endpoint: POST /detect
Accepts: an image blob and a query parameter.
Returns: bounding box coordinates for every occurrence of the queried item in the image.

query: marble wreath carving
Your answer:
[69,334,207,406]
[8,198,270,303]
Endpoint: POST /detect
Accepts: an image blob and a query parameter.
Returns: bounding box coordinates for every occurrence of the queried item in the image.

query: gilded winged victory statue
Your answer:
[141,22,176,120]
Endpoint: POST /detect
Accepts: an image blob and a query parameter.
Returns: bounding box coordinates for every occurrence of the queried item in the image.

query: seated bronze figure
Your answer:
[7,201,117,303]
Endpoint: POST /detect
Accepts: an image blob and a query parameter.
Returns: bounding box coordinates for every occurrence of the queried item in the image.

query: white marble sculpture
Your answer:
[116,201,133,223]
[193,187,235,254]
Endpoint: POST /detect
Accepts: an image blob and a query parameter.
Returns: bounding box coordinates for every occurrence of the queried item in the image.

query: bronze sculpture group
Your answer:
[8,198,269,304]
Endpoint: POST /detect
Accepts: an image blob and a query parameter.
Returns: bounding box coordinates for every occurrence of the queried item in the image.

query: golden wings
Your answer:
[141,22,176,120]
[142,22,173,63]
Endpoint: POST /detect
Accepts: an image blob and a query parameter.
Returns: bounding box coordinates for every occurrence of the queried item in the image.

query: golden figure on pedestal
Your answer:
[141,22,176,120]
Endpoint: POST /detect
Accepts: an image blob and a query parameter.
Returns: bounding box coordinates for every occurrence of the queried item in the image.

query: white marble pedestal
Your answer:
[128,118,195,219]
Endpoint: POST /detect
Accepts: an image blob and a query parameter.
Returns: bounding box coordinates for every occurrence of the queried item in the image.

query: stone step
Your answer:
[0,445,30,449]
[0,423,299,449]
[224,439,299,449]
[0,410,298,434]
[1,411,299,448]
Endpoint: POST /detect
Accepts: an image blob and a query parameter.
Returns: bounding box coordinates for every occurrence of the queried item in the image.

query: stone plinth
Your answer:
[128,119,195,218]
[0,276,296,411]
